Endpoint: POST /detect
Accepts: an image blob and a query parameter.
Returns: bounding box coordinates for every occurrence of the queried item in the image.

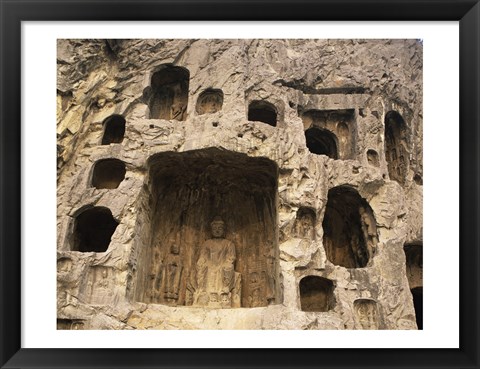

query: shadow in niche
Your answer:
[404,243,423,329]
[91,159,126,189]
[301,109,355,159]
[72,207,118,252]
[132,148,281,308]
[322,186,378,268]
[385,111,409,185]
[101,115,125,145]
[305,127,338,159]
[248,100,277,126]
[411,287,423,329]
[148,65,189,121]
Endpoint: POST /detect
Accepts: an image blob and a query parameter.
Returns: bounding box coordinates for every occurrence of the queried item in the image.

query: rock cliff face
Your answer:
[57,39,423,330]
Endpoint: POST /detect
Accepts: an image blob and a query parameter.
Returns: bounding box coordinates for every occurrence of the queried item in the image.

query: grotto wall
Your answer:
[57,39,422,330]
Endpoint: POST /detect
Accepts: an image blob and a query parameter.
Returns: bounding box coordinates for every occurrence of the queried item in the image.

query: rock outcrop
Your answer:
[57,39,423,330]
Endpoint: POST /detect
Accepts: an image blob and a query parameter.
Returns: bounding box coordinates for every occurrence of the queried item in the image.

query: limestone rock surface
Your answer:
[57,39,423,330]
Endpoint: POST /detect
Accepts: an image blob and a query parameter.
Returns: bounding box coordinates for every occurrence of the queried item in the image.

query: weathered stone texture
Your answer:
[57,39,422,330]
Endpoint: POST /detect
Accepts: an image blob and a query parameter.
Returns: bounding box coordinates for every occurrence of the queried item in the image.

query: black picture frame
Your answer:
[1,1,479,368]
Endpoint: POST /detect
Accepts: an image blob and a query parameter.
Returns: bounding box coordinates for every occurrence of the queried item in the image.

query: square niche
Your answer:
[132,148,281,308]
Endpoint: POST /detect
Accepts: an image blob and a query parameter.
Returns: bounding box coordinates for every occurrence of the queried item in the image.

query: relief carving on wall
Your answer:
[188,216,241,308]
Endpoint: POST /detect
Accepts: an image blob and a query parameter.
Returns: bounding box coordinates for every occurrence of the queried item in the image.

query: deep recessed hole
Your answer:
[132,148,281,308]
[305,127,338,159]
[385,111,409,184]
[72,207,118,253]
[404,243,422,329]
[91,159,126,189]
[149,65,189,120]
[413,173,423,185]
[212,122,219,127]
[58,90,73,112]
[299,276,335,312]
[248,100,277,127]
[411,287,423,329]
[149,124,155,129]
[367,149,380,167]
[323,186,378,268]
[196,89,223,115]
[293,207,316,240]
[101,115,125,145]
[404,243,423,286]
[300,109,355,159]
[237,133,243,138]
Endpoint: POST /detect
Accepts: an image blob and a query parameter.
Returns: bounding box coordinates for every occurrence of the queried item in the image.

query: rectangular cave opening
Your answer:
[300,109,356,160]
[132,148,281,308]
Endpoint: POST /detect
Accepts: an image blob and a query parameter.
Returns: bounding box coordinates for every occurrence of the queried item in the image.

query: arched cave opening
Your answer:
[300,109,355,159]
[305,127,338,159]
[299,276,335,312]
[72,207,118,252]
[411,287,423,329]
[385,111,408,184]
[248,100,277,127]
[101,115,125,145]
[404,243,423,329]
[354,299,379,329]
[91,159,126,189]
[293,207,316,240]
[132,148,281,308]
[149,65,189,120]
[196,89,223,115]
[367,149,380,167]
[322,186,378,268]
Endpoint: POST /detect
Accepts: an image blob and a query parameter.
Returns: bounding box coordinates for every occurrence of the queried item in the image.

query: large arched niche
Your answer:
[322,186,378,268]
[148,65,189,120]
[385,111,409,184]
[132,148,281,308]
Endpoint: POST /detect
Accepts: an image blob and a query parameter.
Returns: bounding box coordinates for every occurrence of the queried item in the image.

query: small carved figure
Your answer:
[146,249,163,303]
[152,87,174,120]
[359,206,378,260]
[191,216,241,308]
[90,267,113,305]
[294,209,315,239]
[164,243,183,303]
[170,102,186,121]
[97,268,109,288]
[249,288,263,307]
[196,91,223,115]
[355,300,379,329]
[220,293,230,308]
[264,249,276,305]
[71,321,85,330]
